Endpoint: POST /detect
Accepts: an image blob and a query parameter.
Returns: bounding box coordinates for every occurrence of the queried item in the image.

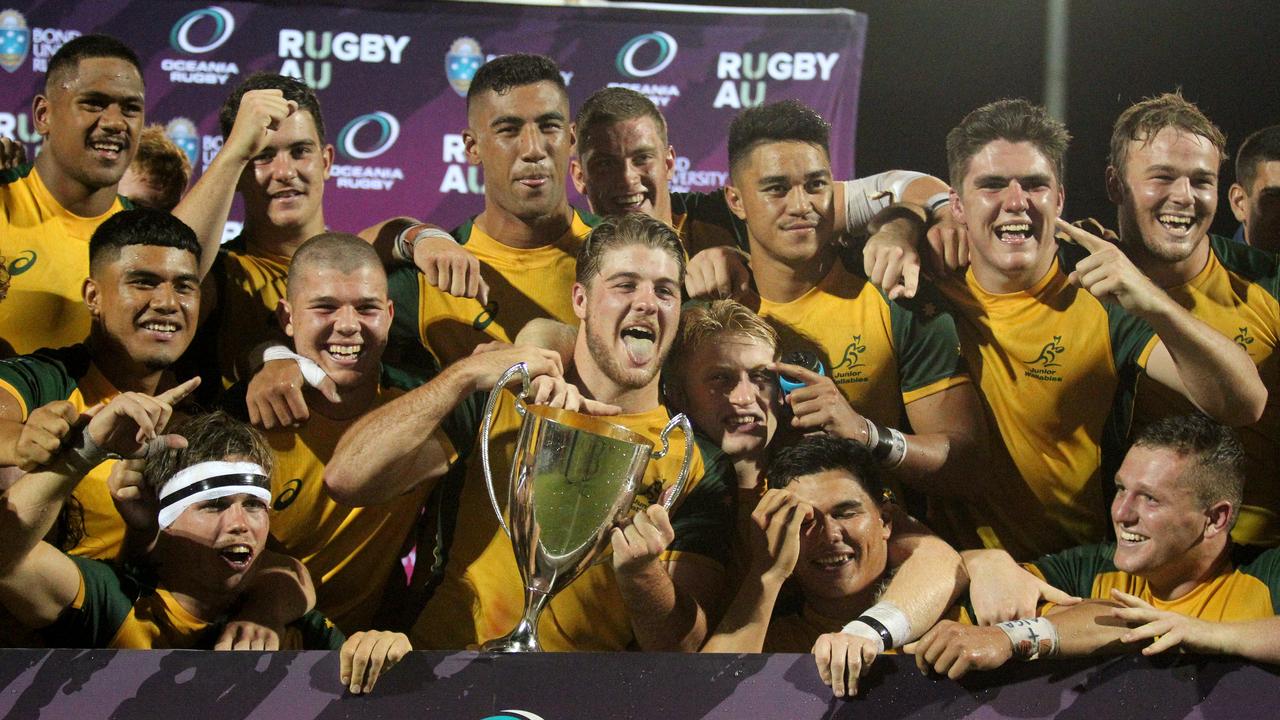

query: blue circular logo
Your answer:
[337,112,400,160]
[170,6,235,54]
[616,31,678,79]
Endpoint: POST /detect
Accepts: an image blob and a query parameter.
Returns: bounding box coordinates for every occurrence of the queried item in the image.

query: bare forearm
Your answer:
[172,152,246,278]
[0,420,23,467]
[1210,617,1280,663]
[1047,601,1130,656]
[616,561,707,652]
[702,574,784,653]
[237,551,316,625]
[1146,300,1266,425]
[359,216,419,268]
[880,534,964,640]
[324,364,471,504]
[0,456,82,574]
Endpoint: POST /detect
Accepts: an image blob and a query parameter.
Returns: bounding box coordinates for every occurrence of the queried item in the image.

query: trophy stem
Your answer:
[481,584,553,653]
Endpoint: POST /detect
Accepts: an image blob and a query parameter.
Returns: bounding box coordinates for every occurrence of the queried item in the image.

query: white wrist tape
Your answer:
[995,616,1059,661]
[60,425,110,475]
[262,345,329,388]
[925,191,951,216]
[841,601,912,653]
[394,224,456,263]
[882,170,930,211]
[157,460,272,528]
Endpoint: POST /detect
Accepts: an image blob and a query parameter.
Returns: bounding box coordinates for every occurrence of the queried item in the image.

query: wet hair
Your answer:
[219,72,325,141]
[87,207,200,276]
[1235,124,1280,191]
[143,411,274,497]
[46,34,142,91]
[667,299,777,394]
[575,212,685,287]
[286,232,384,298]
[127,125,192,211]
[1131,413,1245,522]
[946,98,1070,190]
[765,433,884,504]
[466,53,566,114]
[1109,91,1226,176]
[576,87,668,164]
[727,100,830,180]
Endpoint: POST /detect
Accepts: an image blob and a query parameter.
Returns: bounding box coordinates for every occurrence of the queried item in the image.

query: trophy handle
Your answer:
[481,362,531,539]
[652,413,694,511]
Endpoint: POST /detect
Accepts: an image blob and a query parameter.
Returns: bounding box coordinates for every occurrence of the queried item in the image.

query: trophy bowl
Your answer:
[480,362,692,652]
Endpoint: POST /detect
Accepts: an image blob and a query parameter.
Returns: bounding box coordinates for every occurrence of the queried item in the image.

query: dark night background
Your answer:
[625,0,1280,238]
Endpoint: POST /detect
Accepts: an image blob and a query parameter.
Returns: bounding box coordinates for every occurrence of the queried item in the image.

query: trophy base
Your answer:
[481,633,541,653]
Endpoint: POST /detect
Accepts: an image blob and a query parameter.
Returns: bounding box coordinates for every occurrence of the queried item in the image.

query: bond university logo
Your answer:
[446,37,483,97]
[332,112,403,191]
[164,118,200,169]
[0,9,29,73]
[170,6,235,54]
[832,336,868,385]
[1023,336,1066,382]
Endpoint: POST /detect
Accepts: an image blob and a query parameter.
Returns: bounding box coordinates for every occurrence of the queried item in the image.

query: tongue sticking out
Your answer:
[622,332,656,365]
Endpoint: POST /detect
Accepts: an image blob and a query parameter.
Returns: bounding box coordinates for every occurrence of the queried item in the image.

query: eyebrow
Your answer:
[491,111,565,128]
[831,500,864,513]
[124,269,198,283]
[756,169,831,187]
[973,173,1052,186]
[306,295,384,305]
[605,271,679,287]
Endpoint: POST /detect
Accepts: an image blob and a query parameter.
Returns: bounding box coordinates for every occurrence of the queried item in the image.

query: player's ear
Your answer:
[1228,183,1249,223]
[462,129,480,166]
[570,156,587,195]
[1204,500,1233,538]
[277,298,294,337]
[1105,166,1124,205]
[725,185,746,221]
[571,281,588,321]
[83,277,100,317]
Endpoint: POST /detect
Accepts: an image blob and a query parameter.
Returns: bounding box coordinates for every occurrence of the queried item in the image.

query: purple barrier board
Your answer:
[0,1,865,235]
[0,650,1275,719]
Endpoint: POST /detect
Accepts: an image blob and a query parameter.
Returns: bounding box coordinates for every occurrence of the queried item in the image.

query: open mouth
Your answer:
[325,343,363,364]
[612,193,647,211]
[270,188,304,201]
[1117,529,1148,544]
[996,222,1033,244]
[812,552,855,571]
[1157,213,1196,234]
[724,414,765,433]
[140,320,180,339]
[620,325,656,365]
[90,138,125,161]
[219,544,254,570]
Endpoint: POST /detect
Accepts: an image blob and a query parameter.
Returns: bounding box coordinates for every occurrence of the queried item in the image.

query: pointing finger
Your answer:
[1054,217,1111,254]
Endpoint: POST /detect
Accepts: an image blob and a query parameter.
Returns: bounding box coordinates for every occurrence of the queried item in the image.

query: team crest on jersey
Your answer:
[0,10,29,73]
[445,37,483,97]
[1023,336,1066,382]
[164,117,201,169]
[831,335,868,385]
[631,476,666,515]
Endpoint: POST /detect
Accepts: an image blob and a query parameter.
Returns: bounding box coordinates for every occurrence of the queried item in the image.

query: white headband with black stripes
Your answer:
[157,460,272,529]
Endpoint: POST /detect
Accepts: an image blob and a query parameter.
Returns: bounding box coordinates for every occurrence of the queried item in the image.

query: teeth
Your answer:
[998,223,1031,232]
[815,555,852,566]
[1159,214,1194,227]
[621,326,655,340]
[1119,531,1147,542]
[328,344,361,357]
[615,194,644,207]
[143,322,178,332]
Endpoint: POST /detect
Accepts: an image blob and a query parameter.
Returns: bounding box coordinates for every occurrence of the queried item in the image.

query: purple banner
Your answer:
[0,1,865,235]
[0,649,1275,719]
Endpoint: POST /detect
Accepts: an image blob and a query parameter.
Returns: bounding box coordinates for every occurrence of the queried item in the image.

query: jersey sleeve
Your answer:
[1236,546,1280,614]
[670,190,749,254]
[0,347,87,419]
[384,265,442,386]
[1027,543,1116,599]
[885,284,971,404]
[666,433,735,567]
[40,555,134,648]
[290,609,346,650]
[1210,234,1280,301]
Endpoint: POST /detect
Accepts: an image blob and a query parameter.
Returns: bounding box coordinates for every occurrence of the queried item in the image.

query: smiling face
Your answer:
[164,492,270,594]
[1111,126,1219,266]
[466,81,573,225]
[954,139,1064,292]
[573,244,681,392]
[237,110,332,238]
[727,140,835,269]
[679,332,778,459]
[572,115,675,223]
[34,56,144,194]
[85,244,200,372]
[1111,444,1216,587]
[786,469,891,606]
[282,263,391,391]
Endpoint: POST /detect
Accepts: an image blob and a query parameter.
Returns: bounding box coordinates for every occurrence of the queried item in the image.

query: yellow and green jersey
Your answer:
[1130,235,1280,546]
[755,260,971,430]
[387,210,598,368]
[0,345,124,559]
[0,164,128,356]
[254,366,464,633]
[935,245,1159,560]
[1029,542,1280,621]
[670,189,748,258]
[41,555,344,649]
[412,392,735,651]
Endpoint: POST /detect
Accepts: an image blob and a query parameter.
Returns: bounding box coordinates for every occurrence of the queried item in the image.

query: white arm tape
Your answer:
[261,345,330,388]
[840,600,913,652]
[841,171,930,235]
[394,224,457,264]
[995,616,1060,661]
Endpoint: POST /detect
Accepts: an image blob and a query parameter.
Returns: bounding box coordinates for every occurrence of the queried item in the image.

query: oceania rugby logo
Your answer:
[0,9,30,73]
[446,37,483,97]
[482,712,547,720]
[170,6,235,54]
[164,117,200,169]
[337,111,400,160]
[616,31,677,78]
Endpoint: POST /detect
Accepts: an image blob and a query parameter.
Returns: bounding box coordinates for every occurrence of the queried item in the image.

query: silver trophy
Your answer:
[479,362,693,652]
